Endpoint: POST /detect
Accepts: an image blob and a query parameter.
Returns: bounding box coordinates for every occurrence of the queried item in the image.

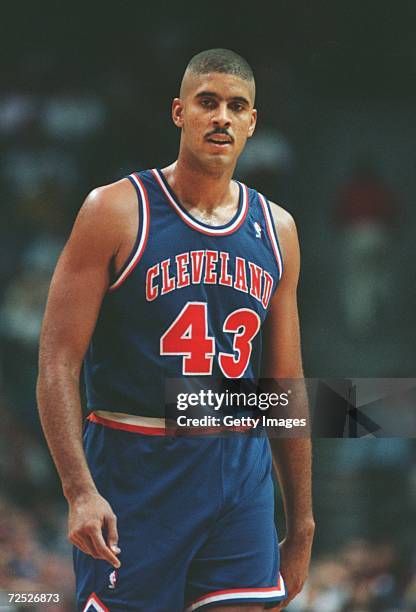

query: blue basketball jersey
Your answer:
[84,168,283,418]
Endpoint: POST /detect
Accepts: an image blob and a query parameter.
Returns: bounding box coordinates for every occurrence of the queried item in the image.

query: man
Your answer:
[37,48,314,611]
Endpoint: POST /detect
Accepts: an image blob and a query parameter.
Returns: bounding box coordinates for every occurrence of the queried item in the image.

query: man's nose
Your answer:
[212,103,231,127]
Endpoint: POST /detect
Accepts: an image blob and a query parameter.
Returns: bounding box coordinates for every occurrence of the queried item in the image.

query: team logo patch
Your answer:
[254,221,262,238]
[108,569,118,589]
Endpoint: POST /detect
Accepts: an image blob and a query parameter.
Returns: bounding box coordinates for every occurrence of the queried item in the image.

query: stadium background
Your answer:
[0,1,415,610]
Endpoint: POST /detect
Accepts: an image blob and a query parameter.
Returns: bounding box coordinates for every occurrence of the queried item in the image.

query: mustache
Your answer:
[205,128,234,141]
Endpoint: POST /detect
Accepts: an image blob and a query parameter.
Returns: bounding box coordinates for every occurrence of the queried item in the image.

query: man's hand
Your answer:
[68,491,121,568]
[274,525,314,610]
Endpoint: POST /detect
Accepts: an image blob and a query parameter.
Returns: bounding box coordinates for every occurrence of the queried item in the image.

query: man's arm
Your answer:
[37,178,137,568]
[262,204,315,609]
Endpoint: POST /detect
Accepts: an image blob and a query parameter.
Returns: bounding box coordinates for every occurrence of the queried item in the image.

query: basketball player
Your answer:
[37,49,314,611]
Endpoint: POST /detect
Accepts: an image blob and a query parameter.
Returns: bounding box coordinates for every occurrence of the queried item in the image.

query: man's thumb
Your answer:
[107,515,120,553]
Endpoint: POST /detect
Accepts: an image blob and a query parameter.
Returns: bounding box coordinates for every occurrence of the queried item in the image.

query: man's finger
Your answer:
[105,513,120,554]
[70,534,92,556]
[76,533,108,561]
[71,533,100,559]
[90,527,121,568]
[87,534,105,559]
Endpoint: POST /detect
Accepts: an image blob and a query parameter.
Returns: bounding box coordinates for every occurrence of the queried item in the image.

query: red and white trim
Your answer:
[258,193,283,280]
[88,411,167,435]
[152,169,249,236]
[82,592,109,612]
[109,173,150,291]
[87,411,254,436]
[186,574,286,611]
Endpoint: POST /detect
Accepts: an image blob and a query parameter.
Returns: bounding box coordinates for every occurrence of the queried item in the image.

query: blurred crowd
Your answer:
[289,539,416,612]
[0,496,74,611]
[0,398,74,610]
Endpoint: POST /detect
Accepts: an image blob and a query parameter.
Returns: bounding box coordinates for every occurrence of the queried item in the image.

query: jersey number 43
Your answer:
[160,301,260,378]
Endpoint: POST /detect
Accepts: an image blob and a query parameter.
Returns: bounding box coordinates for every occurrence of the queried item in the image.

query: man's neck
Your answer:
[162,155,237,215]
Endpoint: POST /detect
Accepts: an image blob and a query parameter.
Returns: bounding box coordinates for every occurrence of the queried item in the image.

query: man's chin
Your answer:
[204,150,236,166]
[186,147,238,173]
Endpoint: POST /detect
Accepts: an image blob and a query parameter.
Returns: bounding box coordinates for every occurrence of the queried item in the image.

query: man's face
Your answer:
[172,71,257,171]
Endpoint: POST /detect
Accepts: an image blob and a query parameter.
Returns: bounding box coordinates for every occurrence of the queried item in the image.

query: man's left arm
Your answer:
[261,204,315,609]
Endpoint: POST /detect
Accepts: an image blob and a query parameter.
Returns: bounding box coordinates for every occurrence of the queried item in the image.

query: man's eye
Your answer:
[200,98,216,109]
[231,103,244,112]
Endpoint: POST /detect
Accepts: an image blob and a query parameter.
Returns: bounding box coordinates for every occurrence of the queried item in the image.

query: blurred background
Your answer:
[0,1,415,610]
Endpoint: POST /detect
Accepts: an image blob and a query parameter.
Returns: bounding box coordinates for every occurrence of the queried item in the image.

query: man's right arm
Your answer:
[37,179,136,568]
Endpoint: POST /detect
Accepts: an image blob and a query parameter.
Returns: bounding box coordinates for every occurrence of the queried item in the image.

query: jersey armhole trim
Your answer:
[258,193,283,280]
[109,173,150,291]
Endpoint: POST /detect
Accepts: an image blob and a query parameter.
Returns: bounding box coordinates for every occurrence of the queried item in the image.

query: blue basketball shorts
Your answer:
[75,416,287,611]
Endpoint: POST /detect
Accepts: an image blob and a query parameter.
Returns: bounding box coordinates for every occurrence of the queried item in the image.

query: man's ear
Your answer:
[172,98,184,128]
[248,108,257,138]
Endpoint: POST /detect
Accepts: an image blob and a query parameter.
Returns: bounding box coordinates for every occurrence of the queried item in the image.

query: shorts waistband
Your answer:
[87,410,253,436]
[88,411,168,435]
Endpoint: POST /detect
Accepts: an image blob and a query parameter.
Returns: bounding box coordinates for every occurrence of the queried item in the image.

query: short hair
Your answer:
[186,48,254,82]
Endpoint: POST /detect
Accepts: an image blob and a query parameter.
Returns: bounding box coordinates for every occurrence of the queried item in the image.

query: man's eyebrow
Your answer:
[231,96,250,106]
[195,91,220,99]
[195,91,250,106]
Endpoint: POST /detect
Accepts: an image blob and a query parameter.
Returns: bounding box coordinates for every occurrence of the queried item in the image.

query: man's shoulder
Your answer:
[71,177,140,254]
[261,198,299,267]
[255,195,296,243]
[243,181,296,232]
[267,200,296,234]
[78,176,139,231]
[86,176,137,211]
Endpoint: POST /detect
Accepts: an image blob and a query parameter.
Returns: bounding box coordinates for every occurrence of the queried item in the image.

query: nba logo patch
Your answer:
[108,569,118,589]
[254,221,262,238]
